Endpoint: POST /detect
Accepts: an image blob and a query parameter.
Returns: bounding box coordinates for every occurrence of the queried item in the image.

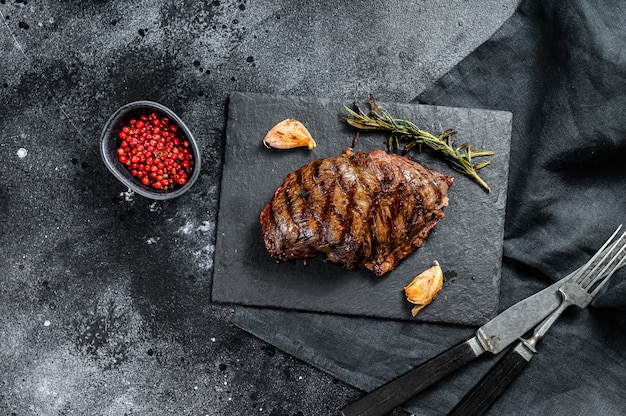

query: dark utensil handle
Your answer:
[447,341,534,416]
[340,338,483,416]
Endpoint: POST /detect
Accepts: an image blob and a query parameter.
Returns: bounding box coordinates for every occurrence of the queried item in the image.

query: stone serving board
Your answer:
[212,92,512,325]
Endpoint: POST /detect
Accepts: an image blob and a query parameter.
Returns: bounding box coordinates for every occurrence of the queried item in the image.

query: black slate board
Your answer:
[212,92,512,325]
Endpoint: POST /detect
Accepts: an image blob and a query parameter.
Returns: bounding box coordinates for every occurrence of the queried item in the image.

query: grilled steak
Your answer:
[260,148,453,276]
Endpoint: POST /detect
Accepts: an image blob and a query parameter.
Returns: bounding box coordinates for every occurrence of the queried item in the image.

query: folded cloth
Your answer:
[233,0,626,414]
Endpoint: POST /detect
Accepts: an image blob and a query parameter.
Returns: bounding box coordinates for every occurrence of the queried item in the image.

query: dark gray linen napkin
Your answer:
[233,0,626,414]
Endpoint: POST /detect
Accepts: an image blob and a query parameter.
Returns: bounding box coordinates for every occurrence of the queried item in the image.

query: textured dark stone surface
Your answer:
[0,1,519,414]
[213,92,511,325]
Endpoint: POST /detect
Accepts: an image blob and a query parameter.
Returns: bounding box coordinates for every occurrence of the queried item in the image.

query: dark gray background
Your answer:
[1,1,519,415]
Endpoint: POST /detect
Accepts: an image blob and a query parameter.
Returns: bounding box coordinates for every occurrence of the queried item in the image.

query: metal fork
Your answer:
[449,225,626,416]
[520,225,626,353]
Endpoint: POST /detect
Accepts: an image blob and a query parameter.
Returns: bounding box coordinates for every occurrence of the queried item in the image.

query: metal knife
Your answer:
[339,268,579,416]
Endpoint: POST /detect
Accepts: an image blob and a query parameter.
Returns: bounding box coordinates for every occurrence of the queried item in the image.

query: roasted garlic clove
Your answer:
[404,261,443,316]
[263,119,316,150]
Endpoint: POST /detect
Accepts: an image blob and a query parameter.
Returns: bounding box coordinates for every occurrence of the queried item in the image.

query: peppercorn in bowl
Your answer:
[100,101,201,200]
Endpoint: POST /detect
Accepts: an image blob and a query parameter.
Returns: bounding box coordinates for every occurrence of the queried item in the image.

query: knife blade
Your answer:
[339,269,577,416]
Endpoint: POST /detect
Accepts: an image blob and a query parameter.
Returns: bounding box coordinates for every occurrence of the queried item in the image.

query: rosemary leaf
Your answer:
[343,96,495,192]
[473,161,492,170]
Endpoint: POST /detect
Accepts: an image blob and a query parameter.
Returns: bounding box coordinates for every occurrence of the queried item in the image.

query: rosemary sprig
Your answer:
[343,95,495,192]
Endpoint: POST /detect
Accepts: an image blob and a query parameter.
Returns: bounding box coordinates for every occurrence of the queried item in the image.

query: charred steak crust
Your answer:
[260,148,453,276]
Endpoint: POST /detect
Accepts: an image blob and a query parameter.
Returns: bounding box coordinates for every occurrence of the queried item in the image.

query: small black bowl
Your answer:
[100,101,201,200]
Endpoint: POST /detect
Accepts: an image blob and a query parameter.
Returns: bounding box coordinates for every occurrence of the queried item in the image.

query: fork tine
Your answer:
[579,230,626,295]
[576,225,623,285]
[576,225,625,289]
[589,233,626,296]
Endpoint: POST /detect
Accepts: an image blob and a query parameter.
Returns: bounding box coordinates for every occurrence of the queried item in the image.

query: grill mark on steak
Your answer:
[260,148,453,276]
[331,160,364,267]
[279,168,316,259]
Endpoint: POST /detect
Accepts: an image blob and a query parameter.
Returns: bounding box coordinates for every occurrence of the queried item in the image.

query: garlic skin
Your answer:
[404,261,443,316]
[263,119,316,150]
